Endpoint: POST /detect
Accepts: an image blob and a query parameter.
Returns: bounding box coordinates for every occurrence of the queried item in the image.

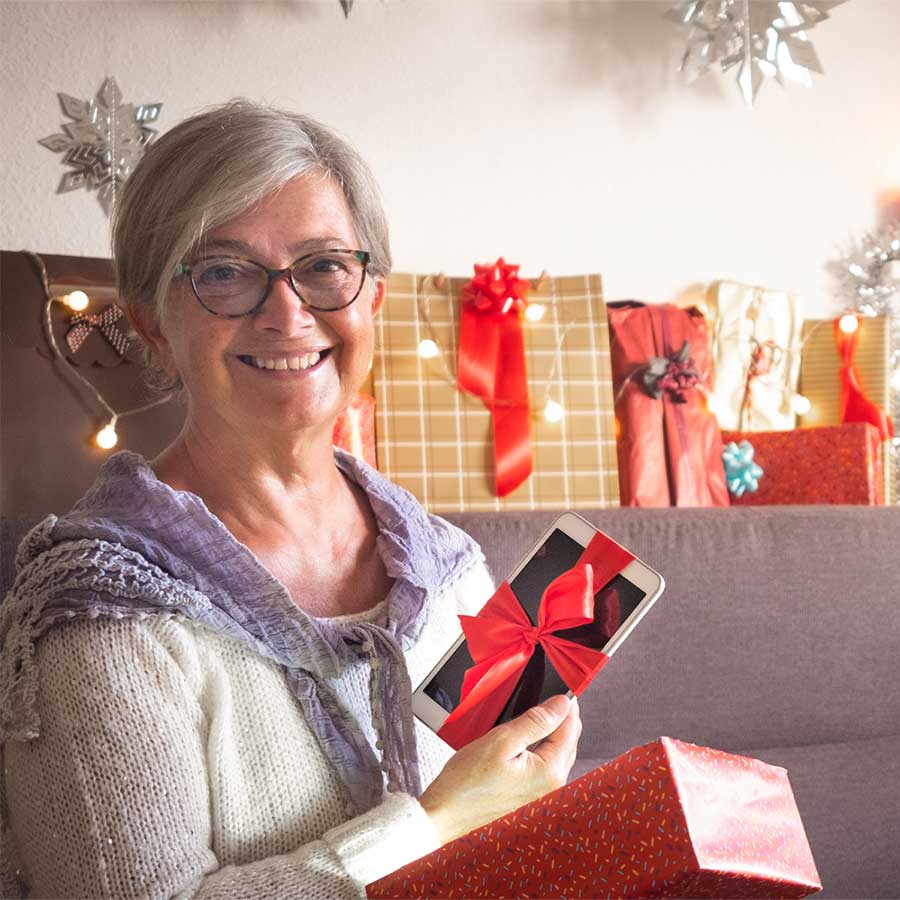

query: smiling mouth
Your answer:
[237,349,332,372]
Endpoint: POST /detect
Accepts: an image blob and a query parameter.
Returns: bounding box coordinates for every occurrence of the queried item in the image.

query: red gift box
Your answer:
[722,423,884,505]
[333,392,377,467]
[367,737,821,899]
[607,302,730,507]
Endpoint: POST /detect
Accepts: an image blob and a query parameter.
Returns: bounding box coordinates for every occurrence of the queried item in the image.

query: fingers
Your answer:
[496,694,573,754]
[532,696,582,782]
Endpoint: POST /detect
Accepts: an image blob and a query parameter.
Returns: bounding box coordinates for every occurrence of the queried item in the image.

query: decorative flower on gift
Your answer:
[642,341,700,403]
[462,258,530,316]
[722,440,764,497]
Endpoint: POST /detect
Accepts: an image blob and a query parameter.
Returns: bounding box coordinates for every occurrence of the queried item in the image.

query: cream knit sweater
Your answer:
[2,561,495,899]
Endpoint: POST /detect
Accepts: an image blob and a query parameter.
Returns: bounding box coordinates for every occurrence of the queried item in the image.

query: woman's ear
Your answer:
[370,277,386,317]
[124,302,177,377]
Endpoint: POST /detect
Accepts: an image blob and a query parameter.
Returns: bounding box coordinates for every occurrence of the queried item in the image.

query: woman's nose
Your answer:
[252,271,318,332]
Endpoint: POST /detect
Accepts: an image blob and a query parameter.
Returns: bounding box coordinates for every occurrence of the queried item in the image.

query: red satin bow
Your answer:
[437,531,634,750]
[457,259,533,497]
[835,317,894,441]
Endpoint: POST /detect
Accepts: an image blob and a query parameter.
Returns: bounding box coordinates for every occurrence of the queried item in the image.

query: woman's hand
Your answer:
[418,694,582,844]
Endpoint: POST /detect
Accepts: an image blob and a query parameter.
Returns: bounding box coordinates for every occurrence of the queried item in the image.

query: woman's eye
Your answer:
[199,262,246,284]
[315,258,346,273]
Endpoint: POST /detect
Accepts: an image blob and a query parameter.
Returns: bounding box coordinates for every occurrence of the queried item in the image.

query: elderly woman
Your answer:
[0,101,581,899]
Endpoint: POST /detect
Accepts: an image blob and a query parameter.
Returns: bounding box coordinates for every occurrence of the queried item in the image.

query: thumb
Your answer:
[497,694,572,751]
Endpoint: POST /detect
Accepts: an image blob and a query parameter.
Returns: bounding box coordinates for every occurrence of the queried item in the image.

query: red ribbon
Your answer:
[457,259,533,497]
[835,317,894,441]
[437,531,635,750]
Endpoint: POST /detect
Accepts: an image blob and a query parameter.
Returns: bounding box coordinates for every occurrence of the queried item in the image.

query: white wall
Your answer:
[2,0,898,318]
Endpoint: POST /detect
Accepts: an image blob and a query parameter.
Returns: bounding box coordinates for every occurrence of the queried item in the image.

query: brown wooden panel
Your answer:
[1,250,186,518]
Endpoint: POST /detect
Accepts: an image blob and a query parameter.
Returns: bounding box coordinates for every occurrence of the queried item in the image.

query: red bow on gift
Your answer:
[437,531,634,750]
[457,259,533,497]
[835,317,894,441]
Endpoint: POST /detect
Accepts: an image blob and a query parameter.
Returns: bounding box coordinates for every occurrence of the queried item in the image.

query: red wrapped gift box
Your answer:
[722,423,884,505]
[333,392,377,467]
[607,302,729,508]
[367,737,821,899]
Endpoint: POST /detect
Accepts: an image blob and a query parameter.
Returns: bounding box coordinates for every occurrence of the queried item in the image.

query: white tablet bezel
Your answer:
[411,511,665,736]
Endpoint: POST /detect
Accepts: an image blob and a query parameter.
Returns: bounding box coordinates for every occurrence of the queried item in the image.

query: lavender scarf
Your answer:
[0,448,483,814]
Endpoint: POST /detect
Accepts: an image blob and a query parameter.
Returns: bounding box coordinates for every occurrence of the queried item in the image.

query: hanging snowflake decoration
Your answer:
[665,1,847,106]
[38,77,162,215]
[833,221,900,503]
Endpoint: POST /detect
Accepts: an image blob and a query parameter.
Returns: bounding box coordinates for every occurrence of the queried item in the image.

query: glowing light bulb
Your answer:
[890,368,900,392]
[838,314,859,335]
[524,304,546,322]
[95,423,118,449]
[791,394,812,416]
[417,339,439,359]
[63,290,89,311]
[543,399,565,423]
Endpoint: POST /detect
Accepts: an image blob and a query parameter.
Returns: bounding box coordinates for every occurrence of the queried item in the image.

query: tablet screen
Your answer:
[421,528,647,725]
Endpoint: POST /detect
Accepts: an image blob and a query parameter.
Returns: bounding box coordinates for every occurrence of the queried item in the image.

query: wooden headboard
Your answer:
[1,250,186,517]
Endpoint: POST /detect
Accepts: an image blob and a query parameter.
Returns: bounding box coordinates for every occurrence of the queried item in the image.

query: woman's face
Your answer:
[139,173,384,438]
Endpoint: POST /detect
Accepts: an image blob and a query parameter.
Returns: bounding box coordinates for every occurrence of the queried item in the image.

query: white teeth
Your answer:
[249,352,323,371]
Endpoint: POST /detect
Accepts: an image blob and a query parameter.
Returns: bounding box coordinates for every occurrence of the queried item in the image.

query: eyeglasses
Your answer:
[174,249,371,318]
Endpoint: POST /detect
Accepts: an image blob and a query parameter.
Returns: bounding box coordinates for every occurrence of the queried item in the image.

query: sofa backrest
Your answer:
[5,506,897,760]
[445,506,900,759]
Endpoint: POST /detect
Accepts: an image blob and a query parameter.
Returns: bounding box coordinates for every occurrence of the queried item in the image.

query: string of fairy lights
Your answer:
[25,247,897,474]
[25,250,173,450]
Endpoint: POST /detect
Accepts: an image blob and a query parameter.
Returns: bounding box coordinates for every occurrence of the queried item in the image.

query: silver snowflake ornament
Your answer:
[39,77,162,215]
[666,0,846,106]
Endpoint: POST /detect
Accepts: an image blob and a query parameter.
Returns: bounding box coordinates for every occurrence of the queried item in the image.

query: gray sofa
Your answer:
[446,506,900,900]
[4,506,899,899]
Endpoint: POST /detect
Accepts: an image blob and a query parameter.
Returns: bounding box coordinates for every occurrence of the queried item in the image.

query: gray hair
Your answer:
[112,99,392,395]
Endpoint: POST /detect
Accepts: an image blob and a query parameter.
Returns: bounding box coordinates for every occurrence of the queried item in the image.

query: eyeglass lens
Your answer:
[192,251,366,315]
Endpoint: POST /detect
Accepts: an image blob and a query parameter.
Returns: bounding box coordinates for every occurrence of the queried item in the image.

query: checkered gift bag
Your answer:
[798,314,895,503]
[373,272,619,512]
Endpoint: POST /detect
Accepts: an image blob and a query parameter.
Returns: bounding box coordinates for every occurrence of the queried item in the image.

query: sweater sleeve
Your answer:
[3,616,440,900]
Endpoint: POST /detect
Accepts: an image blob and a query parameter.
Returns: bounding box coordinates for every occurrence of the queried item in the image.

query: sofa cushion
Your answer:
[570,732,900,900]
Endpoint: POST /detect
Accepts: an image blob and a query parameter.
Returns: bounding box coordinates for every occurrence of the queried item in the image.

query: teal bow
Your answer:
[722,440,763,497]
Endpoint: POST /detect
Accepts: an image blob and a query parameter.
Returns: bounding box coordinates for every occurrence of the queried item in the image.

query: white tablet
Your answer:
[412,511,665,740]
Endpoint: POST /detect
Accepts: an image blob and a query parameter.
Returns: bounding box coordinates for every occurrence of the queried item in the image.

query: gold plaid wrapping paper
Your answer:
[798,315,895,503]
[373,273,619,512]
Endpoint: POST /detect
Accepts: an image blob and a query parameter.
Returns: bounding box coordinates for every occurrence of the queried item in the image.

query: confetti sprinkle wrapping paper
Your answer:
[721,423,884,506]
[366,737,822,899]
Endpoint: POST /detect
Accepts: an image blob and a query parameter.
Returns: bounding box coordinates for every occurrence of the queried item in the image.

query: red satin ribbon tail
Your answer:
[492,402,533,496]
[835,319,895,441]
[541,638,611,696]
[457,303,500,402]
[437,661,525,750]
